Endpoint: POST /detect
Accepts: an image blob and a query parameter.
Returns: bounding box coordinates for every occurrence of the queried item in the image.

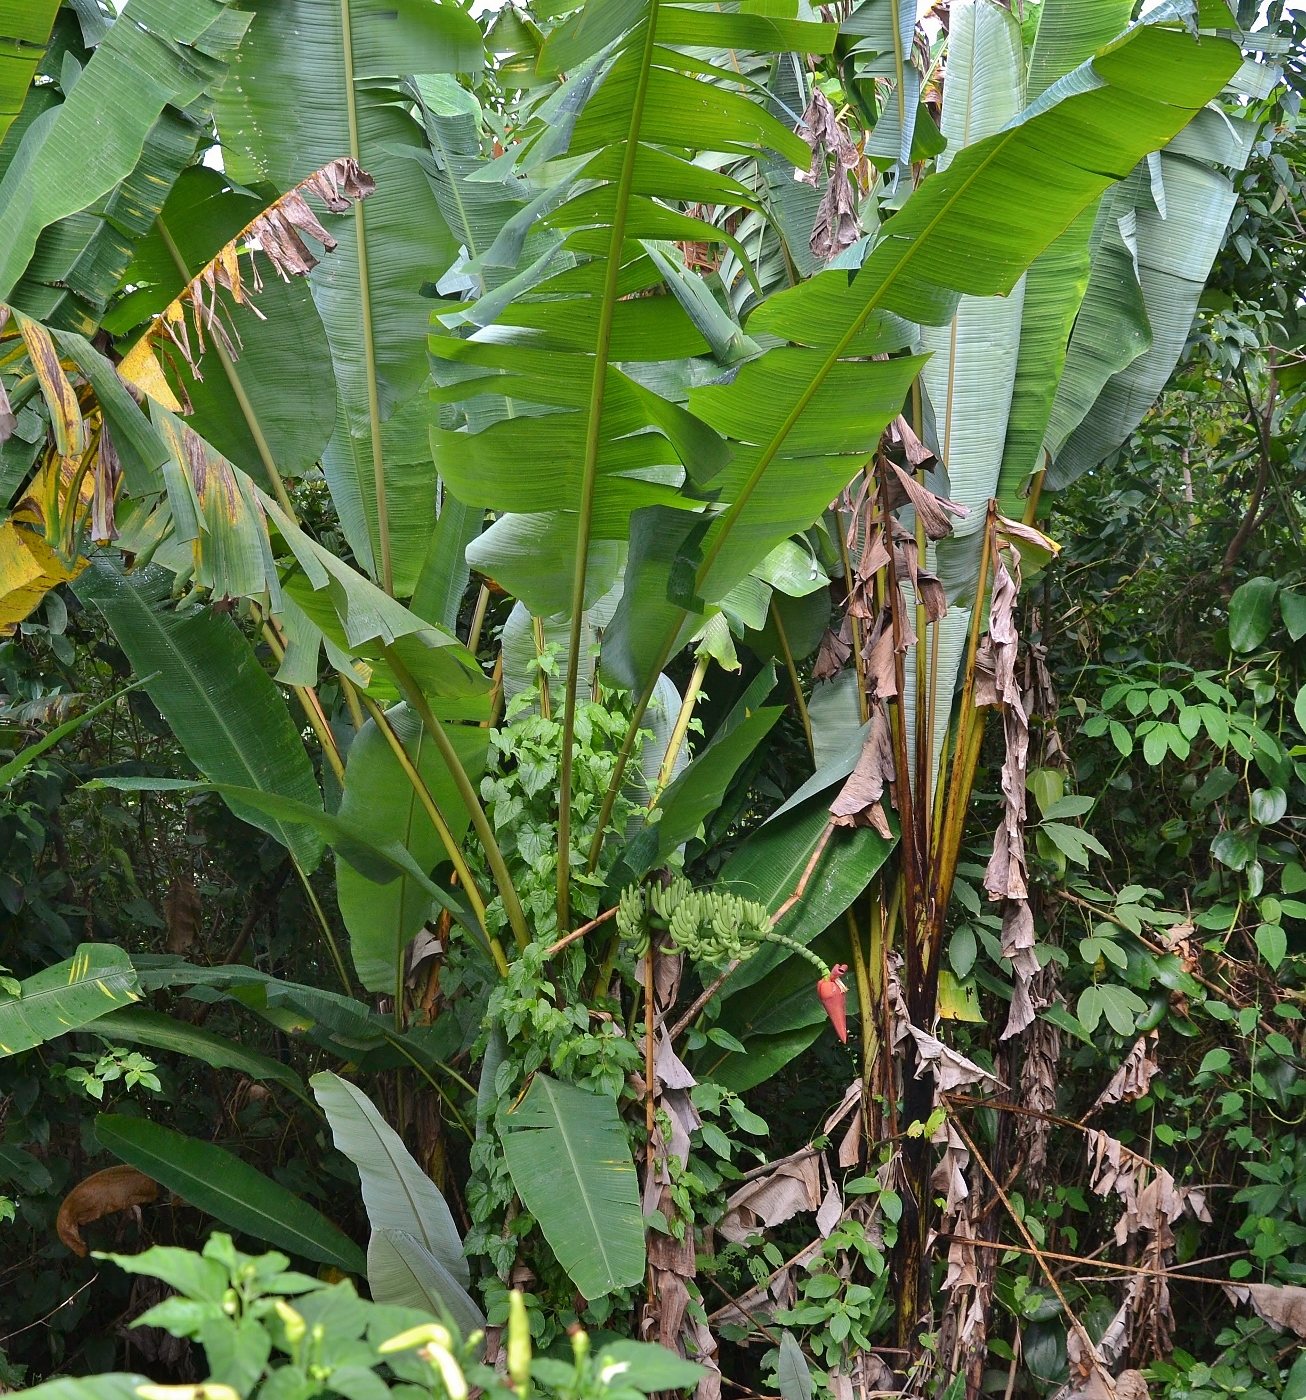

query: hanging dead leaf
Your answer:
[798,89,858,180]
[890,415,935,469]
[812,619,852,682]
[822,1080,863,1169]
[1000,901,1040,1039]
[816,1158,843,1237]
[57,1164,159,1255]
[884,459,968,539]
[811,168,861,260]
[862,609,900,696]
[1225,1282,1306,1338]
[906,1024,1003,1094]
[717,1152,823,1242]
[1019,961,1061,1184]
[1091,1033,1160,1113]
[931,1119,972,1216]
[164,875,201,954]
[830,704,895,837]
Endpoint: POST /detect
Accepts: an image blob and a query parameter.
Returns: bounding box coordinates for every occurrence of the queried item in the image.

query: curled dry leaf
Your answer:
[931,1119,972,1217]
[829,705,895,838]
[973,543,1043,1039]
[894,529,948,622]
[1000,901,1040,1039]
[1223,1282,1306,1338]
[798,89,862,259]
[1087,1130,1210,1252]
[717,1151,823,1243]
[1062,1363,1150,1400]
[1051,1303,1157,1400]
[822,1079,863,1169]
[980,550,1028,899]
[57,1164,160,1255]
[885,459,968,540]
[816,1157,843,1237]
[812,168,861,261]
[1162,920,1199,975]
[798,89,858,181]
[1019,961,1062,1185]
[890,415,935,470]
[887,956,1002,1093]
[127,158,375,388]
[1091,1032,1160,1114]
[812,618,851,682]
[863,610,899,694]
[908,1025,1003,1094]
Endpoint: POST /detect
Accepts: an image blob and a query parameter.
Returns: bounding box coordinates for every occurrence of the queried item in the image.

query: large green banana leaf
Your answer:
[335,703,486,994]
[431,0,824,627]
[0,0,251,318]
[75,557,325,872]
[920,0,1026,533]
[601,18,1240,694]
[497,1073,645,1301]
[91,1007,306,1095]
[0,1,59,148]
[911,0,1025,777]
[1025,0,1137,104]
[215,0,484,597]
[367,1229,485,1336]
[409,73,542,301]
[311,1072,485,1331]
[1045,106,1256,489]
[613,664,783,882]
[0,944,142,1057]
[97,1113,365,1273]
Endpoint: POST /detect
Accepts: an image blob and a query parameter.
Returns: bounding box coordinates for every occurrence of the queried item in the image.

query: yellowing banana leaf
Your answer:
[0,514,82,635]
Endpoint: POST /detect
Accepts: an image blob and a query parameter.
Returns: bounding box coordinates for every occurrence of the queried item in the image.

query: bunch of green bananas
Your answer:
[615,878,772,965]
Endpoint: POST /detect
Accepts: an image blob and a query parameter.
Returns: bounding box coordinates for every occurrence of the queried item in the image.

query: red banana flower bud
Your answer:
[816,963,849,1043]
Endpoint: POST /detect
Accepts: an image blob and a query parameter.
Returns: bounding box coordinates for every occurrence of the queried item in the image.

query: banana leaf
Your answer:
[215,0,483,596]
[0,1,60,148]
[497,1073,644,1300]
[97,1113,365,1273]
[75,557,325,872]
[0,944,141,1058]
[0,0,251,321]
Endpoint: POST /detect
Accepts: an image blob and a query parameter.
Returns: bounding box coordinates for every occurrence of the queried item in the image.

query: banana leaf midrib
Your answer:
[557,0,665,926]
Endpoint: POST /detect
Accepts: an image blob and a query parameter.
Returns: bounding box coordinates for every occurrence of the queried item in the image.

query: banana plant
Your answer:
[785,0,1266,1355]
[0,0,1267,1367]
